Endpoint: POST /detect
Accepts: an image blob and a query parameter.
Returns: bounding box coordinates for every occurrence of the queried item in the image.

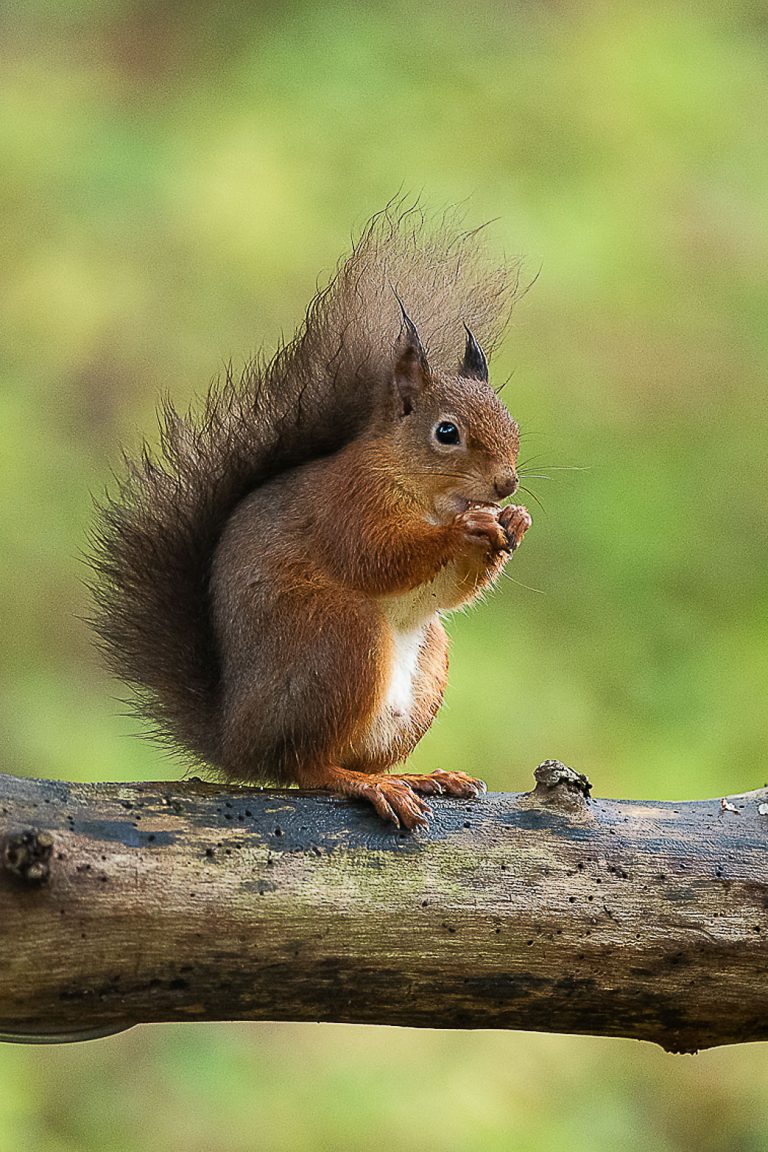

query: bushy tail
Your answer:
[88,203,520,765]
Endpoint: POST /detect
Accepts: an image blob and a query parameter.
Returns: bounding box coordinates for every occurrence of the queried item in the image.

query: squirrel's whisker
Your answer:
[501,571,546,595]
[519,464,591,473]
[517,484,548,516]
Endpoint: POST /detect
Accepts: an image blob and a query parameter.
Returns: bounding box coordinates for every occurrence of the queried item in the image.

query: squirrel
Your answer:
[90,207,532,829]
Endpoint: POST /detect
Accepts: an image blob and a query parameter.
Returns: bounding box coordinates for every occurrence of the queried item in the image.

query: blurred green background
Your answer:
[1,1,767,1149]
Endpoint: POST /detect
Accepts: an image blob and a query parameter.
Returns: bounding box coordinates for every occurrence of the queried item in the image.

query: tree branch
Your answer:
[1,762,767,1051]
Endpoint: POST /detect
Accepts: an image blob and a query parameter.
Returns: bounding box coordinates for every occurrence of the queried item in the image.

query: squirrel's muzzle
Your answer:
[494,470,518,500]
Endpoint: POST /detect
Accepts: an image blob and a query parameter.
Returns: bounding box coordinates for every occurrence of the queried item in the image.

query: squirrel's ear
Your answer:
[461,324,489,383]
[393,297,429,416]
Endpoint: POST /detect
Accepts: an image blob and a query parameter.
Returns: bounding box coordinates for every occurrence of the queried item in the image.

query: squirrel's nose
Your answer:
[494,471,518,500]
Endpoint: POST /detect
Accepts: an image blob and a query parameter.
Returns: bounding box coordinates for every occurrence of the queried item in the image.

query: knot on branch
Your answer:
[3,829,53,886]
[531,760,592,811]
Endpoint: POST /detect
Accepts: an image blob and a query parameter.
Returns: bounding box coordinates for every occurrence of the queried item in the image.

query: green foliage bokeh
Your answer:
[1,2,767,1149]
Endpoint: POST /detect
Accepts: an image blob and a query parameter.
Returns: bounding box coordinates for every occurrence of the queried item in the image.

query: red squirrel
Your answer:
[90,207,531,829]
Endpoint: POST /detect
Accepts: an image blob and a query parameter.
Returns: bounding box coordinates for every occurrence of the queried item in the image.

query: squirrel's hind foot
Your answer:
[362,777,433,829]
[301,766,486,830]
[302,765,432,829]
[361,768,487,826]
[392,768,487,799]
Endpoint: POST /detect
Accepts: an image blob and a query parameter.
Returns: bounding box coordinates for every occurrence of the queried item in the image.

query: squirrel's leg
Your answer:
[372,621,487,801]
[320,620,485,818]
[296,764,433,830]
[218,576,436,828]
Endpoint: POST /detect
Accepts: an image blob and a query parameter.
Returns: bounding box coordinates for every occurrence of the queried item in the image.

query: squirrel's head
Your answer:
[385,303,520,522]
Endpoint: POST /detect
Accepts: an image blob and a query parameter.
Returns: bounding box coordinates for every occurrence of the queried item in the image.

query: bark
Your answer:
[1,762,767,1051]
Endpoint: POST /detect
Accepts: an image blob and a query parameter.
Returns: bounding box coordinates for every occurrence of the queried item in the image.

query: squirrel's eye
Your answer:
[434,421,460,446]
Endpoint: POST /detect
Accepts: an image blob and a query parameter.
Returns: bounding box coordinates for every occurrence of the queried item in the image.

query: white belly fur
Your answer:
[363,562,460,753]
[384,626,425,719]
[361,620,427,754]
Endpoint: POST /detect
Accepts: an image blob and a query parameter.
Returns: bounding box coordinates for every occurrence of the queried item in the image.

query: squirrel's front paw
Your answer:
[498,504,532,552]
[454,507,509,553]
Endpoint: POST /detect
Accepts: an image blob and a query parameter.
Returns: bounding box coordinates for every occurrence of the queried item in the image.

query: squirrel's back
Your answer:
[88,204,520,765]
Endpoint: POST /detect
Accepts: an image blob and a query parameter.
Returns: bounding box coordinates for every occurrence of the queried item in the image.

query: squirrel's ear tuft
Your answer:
[461,324,489,383]
[393,294,429,416]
